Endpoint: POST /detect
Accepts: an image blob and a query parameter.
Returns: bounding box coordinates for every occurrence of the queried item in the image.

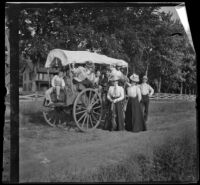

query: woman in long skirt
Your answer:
[104,75,125,131]
[125,73,146,132]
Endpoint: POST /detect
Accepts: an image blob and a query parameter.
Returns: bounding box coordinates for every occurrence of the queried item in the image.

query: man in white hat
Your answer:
[139,75,154,122]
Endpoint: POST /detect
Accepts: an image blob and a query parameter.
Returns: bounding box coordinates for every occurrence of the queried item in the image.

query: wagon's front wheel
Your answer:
[73,88,102,132]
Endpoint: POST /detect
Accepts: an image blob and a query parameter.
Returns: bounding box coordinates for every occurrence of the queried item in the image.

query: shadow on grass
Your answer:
[22,112,46,126]
[23,111,74,128]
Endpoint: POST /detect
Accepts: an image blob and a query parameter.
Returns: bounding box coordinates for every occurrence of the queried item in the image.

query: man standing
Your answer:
[139,75,154,122]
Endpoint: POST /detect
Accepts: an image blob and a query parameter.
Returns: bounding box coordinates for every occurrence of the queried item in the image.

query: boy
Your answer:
[45,70,65,105]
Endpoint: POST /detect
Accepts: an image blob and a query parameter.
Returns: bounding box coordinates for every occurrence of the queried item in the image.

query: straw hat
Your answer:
[143,75,148,80]
[130,73,139,82]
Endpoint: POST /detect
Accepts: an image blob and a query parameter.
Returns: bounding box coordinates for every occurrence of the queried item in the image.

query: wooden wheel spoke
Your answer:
[77,105,87,110]
[91,114,98,122]
[92,105,101,110]
[76,109,87,115]
[84,92,90,105]
[86,114,89,129]
[90,93,97,105]
[91,99,100,107]
[81,113,88,128]
[89,115,94,127]
[77,111,87,123]
[93,110,101,117]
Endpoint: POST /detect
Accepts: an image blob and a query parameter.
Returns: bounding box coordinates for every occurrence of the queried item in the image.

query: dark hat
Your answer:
[85,61,95,69]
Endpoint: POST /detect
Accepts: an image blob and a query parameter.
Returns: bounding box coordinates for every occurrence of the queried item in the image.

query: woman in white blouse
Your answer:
[125,73,146,132]
[105,75,125,131]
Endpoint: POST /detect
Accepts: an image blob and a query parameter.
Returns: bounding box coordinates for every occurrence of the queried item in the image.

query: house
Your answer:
[35,67,59,92]
[21,58,59,92]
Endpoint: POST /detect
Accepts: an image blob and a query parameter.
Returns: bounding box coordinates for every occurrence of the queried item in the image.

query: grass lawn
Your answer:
[3,100,197,182]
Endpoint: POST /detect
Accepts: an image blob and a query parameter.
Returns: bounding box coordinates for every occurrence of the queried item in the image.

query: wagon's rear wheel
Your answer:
[43,100,68,127]
[73,88,102,132]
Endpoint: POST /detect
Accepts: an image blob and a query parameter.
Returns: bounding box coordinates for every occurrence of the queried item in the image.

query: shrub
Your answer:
[151,134,197,182]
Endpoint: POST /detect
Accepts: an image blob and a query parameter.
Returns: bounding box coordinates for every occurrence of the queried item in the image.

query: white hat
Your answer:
[130,73,139,82]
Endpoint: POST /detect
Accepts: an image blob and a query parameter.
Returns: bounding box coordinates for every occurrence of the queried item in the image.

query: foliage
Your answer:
[17,6,196,93]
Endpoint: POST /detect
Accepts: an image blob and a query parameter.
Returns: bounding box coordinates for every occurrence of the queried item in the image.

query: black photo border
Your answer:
[3,1,199,183]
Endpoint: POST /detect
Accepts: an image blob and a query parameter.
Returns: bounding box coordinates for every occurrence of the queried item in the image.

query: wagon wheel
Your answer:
[43,99,68,127]
[73,88,102,132]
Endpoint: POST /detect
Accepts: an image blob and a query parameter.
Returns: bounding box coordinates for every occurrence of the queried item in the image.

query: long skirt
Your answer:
[104,99,125,131]
[125,97,146,132]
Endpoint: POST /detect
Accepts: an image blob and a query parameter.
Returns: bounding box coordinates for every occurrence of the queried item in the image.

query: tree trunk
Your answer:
[180,82,183,94]
[158,76,162,93]
[154,79,159,93]
[32,65,37,93]
[145,63,149,76]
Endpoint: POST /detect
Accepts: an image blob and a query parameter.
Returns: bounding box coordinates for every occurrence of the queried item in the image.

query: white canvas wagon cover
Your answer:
[45,49,128,68]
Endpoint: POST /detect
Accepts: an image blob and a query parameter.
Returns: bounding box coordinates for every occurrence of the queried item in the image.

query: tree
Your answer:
[18,6,196,94]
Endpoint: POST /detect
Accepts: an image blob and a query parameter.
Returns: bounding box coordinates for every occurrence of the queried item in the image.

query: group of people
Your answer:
[45,61,100,105]
[45,60,154,132]
[105,72,154,132]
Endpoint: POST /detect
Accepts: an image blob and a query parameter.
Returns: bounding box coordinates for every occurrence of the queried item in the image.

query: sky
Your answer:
[160,5,194,51]
[160,6,179,20]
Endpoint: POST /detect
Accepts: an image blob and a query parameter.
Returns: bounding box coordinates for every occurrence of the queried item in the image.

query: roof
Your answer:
[45,49,128,68]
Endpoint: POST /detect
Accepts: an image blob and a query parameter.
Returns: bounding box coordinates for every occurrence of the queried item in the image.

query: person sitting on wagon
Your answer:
[109,65,128,86]
[45,70,65,105]
[72,61,97,88]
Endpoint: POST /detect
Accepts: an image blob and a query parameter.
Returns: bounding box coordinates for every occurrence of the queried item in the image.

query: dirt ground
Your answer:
[3,100,196,182]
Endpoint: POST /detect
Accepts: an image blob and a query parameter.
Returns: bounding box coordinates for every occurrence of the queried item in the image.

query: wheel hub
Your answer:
[87,105,92,113]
